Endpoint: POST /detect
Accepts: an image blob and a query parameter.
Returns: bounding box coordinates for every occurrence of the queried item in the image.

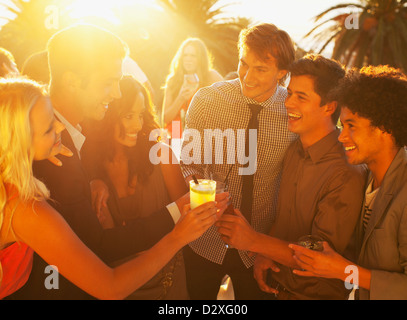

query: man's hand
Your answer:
[214,192,229,219]
[253,254,280,294]
[289,242,349,280]
[215,208,257,251]
[90,179,110,217]
[47,144,73,167]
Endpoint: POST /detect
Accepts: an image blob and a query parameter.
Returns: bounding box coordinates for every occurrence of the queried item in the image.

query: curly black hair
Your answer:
[332,65,407,148]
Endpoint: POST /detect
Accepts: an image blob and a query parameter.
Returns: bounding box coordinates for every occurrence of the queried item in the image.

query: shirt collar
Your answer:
[298,129,341,164]
[241,83,283,109]
[53,108,86,155]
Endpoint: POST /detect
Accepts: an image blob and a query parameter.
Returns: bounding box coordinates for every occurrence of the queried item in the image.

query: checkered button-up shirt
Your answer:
[180,79,297,267]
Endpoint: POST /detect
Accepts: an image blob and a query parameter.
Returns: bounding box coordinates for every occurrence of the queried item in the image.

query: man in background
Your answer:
[0,47,19,77]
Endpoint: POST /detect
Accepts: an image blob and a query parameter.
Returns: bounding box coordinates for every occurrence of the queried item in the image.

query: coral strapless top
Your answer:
[0,185,34,299]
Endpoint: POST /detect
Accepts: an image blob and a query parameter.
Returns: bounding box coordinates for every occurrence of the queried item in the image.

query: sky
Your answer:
[221,0,353,49]
[0,0,354,51]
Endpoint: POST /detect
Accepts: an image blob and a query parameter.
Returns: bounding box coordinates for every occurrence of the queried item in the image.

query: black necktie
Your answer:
[240,104,263,222]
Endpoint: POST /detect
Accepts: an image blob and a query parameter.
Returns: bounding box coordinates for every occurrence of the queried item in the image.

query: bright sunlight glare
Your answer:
[68,0,120,24]
[67,0,162,25]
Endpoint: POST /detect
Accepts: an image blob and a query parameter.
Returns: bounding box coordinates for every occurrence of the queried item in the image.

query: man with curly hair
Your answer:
[289,65,407,300]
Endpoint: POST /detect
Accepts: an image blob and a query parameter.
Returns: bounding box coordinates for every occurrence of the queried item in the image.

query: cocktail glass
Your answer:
[190,179,216,209]
[297,235,324,251]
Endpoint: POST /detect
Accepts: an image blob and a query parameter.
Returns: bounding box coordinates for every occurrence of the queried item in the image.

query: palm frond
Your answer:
[393,15,407,45]
[317,29,343,54]
[0,2,20,17]
[370,17,385,65]
[386,23,406,70]
[332,27,361,62]
[304,16,341,38]
[352,33,371,67]
[313,3,364,22]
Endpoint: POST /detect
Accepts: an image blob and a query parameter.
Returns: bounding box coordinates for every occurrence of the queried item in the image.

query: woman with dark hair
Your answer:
[82,75,190,299]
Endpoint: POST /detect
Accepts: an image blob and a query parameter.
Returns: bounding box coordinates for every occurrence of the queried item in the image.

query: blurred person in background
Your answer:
[0,48,19,78]
[162,37,223,138]
[122,56,155,103]
[21,50,50,85]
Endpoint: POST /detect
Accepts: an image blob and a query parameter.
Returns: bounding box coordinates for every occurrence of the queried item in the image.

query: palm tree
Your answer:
[305,0,407,72]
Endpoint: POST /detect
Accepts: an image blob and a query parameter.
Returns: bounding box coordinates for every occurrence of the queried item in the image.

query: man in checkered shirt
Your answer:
[180,23,298,299]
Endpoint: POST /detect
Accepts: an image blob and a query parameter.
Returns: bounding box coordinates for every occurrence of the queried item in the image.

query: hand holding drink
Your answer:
[188,176,229,220]
[189,176,234,248]
[183,73,199,90]
[208,172,236,247]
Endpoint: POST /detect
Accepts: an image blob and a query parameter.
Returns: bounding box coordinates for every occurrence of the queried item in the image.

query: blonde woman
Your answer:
[162,38,223,138]
[0,78,224,300]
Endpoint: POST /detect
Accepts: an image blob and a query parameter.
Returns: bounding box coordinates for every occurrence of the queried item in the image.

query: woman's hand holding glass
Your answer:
[173,191,229,246]
[178,84,196,103]
[177,74,199,103]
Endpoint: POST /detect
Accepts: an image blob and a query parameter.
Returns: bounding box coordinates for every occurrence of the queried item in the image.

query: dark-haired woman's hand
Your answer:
[172,201,218,246]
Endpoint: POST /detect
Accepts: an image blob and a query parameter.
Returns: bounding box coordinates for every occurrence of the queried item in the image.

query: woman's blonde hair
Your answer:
[0,77,50,241]
[164,38,214,96]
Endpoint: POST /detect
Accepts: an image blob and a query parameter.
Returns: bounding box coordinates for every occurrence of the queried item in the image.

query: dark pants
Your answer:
[183,245,269,300]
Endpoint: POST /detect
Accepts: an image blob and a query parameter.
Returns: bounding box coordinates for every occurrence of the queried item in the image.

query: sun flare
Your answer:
[68,0,124,25]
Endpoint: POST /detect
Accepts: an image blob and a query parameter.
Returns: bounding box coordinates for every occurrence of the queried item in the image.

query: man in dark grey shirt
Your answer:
[290,66,407,300]
[216,54,366,299]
